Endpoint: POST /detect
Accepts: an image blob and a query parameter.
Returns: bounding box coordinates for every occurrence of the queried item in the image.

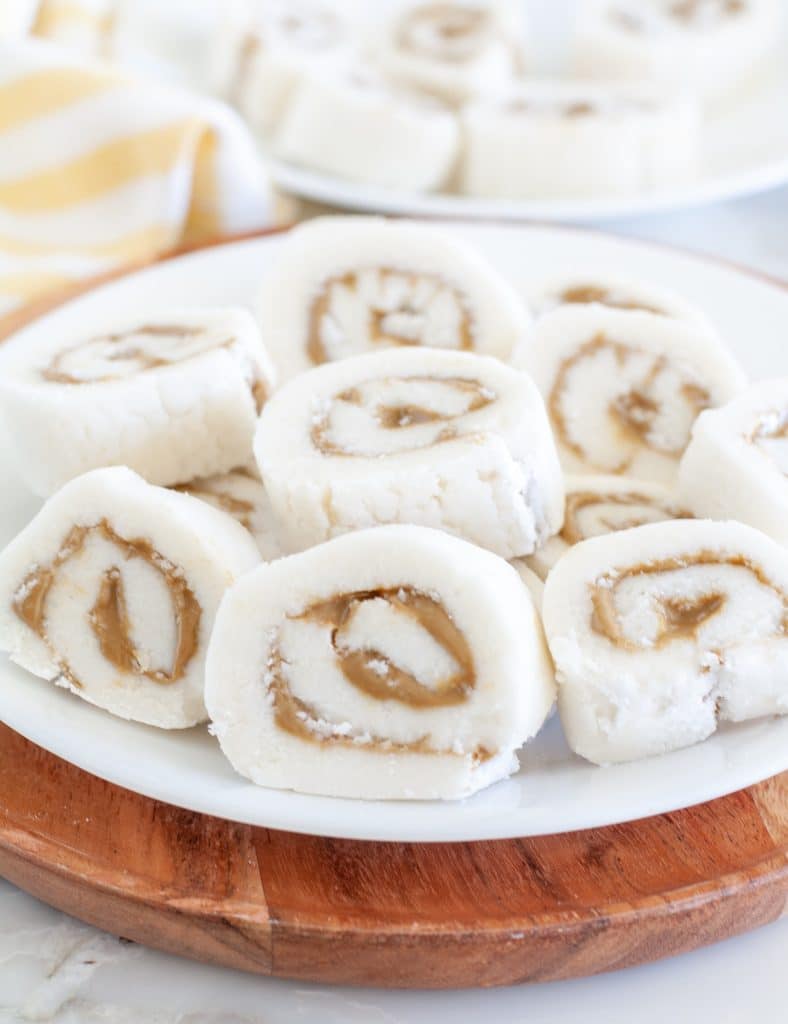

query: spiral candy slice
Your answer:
[205,525,555,799]
[0,468,260,728]
[254,346,564,558]
[530,272,714,334]
[0,307,276,497]
[572,0,781,101]
[679,378,788,545]
[370,0,528,104]
[526,474,690,580]
[257,216,530,382]
[210,0,353,137]
[543,519,788,764]
[273,63,459,192]
[519,305,745,483]
[460,80,700,200]
[175,468,284,561]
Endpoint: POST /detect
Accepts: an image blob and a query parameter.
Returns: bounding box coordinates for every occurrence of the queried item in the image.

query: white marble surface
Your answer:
[2,187,788,1021]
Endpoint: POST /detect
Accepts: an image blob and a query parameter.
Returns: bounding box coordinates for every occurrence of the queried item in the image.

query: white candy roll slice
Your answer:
[175,469,284,561]
[369,1,528,105]
[0,307,275,498]
[518,306,746,483]
[679,378,788,545]
[460,80,700,199]
[273,63,459,192]
[210,0,355,138]
[543,519,788,764]
[0,468,260,728]
[254,347,564,558]
[206,525,555,800]
[257,216,531,382]
[530,272,714,334]
[572,0,782,102]
[526,474,690,580]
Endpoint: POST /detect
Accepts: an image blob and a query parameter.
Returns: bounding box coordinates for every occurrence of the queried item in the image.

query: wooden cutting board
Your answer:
[0,234,786,988]
[0,724,786,988]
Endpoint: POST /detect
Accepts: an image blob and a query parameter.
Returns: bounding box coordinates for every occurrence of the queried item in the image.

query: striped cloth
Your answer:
[0,0,116,54]
[0,38,272,319]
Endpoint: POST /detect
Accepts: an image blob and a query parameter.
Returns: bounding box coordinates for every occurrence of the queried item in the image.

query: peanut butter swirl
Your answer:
[748,409,788,475]
[267,587,490,761]
[397,3,493,62]
[610,0,744,32]
[311,374,495,456]
[590,552,788,652]
[549,333,711,473]
[42,324,234,384]
[560,285,663,315]
[175,480,256,531]
[307,268,473,367]
[13,520,201,687]
[561,490,689,545]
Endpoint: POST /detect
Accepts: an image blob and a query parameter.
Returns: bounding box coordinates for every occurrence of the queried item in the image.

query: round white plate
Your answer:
[2,223,788,842]
[267,0,788,222]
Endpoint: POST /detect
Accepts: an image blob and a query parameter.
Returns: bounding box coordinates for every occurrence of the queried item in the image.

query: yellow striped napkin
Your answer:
[0,38,272,319]
[0,0,115,54]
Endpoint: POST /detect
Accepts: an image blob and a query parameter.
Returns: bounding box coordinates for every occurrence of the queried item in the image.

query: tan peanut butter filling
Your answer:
[13,520,201,687]
[549,333,711,473]
[306,268,473,367]
[560,490,689,545]
[559,285,663,315]
[175,481,256,530]
[268,586,491,761]
[397,3,492,62]
[611,0,744,32]
[41,324,236,385]
[311,374,495,456]
[748,409,788,475]
[589,552,788,652]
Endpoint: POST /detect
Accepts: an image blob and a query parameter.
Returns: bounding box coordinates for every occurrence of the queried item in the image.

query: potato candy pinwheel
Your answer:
[369,0,528,105]
[0,468,260,728]
[460,81,699,200]
[519,305,746,483]
[679,378,788,546]
[543,519,788,764]
[526,474,689,580]
[254,347,564,559]
[205,525,555,800]
[0,307,275,497]
[572,0,781,101]
[257,216,529,382]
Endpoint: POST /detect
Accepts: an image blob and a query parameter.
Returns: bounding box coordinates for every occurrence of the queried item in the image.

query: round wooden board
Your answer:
[0,233,787,989]
[0,723,786,988]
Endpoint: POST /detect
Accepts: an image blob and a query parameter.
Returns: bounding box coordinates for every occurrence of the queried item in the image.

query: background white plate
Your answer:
[269,0,788,222]
[2,224,788,842]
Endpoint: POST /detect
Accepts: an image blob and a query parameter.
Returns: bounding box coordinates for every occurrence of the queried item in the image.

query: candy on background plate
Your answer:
[572,0,782,101]
[460,80,700,200]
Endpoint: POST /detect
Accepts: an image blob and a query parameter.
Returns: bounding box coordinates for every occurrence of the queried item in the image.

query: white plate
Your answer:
[267,0,788,222]
[2,224,788,842]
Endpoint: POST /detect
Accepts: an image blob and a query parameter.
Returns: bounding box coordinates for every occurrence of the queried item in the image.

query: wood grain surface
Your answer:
[0,725,786,987]
[0,232,786,988]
